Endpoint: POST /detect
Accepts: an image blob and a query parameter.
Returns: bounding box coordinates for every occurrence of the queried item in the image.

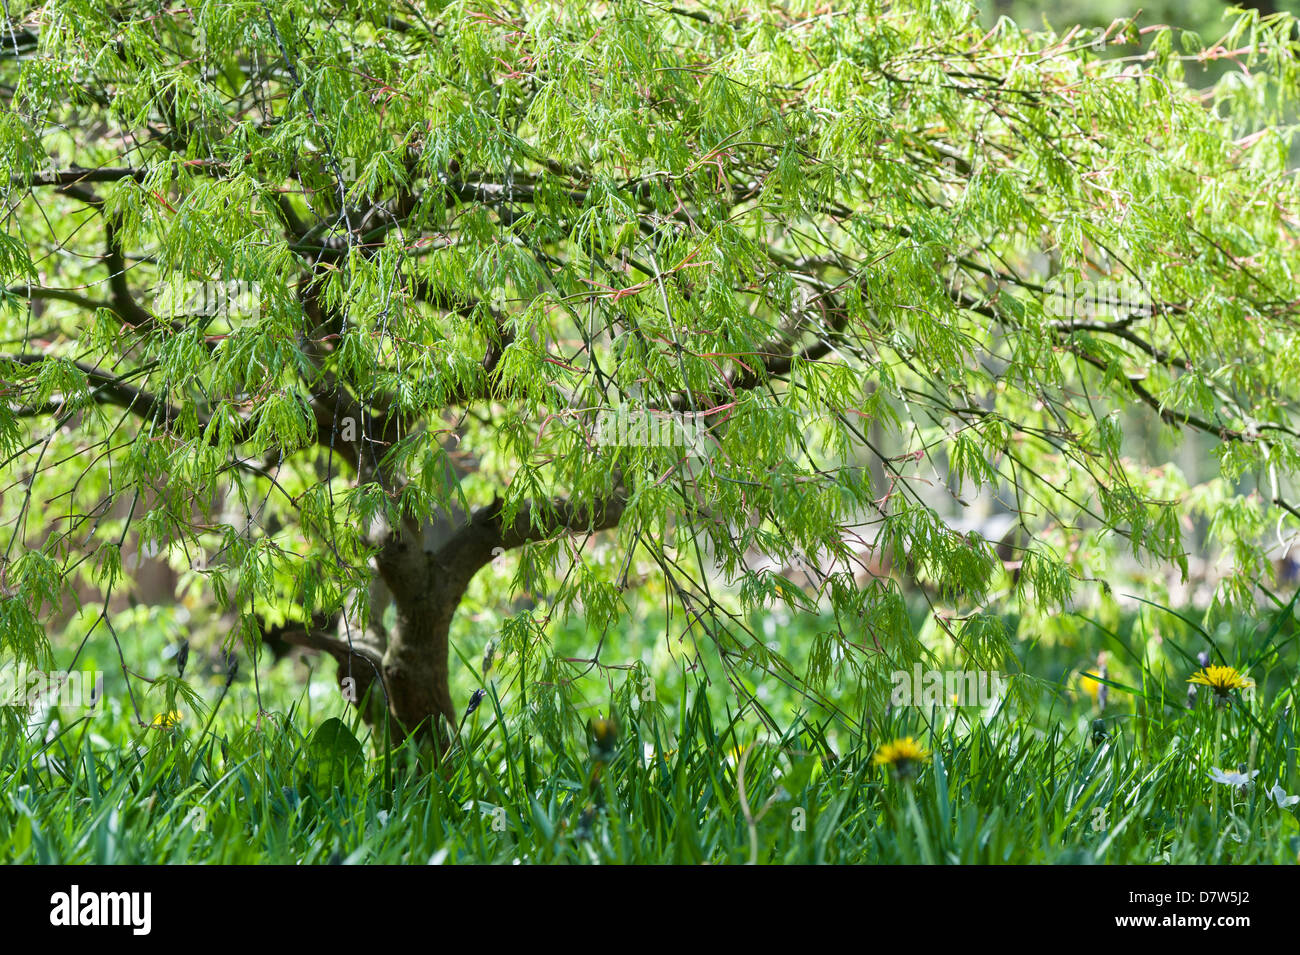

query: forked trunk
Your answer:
[336,495,620,751]
[344,511,499,752]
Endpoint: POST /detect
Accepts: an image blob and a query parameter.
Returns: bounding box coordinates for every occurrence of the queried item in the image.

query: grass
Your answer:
[2,596,1299,864]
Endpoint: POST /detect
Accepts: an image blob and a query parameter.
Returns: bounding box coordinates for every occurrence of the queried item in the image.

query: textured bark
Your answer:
[362,505,491,748]
[341,493,627,751]
[381,590,459,747]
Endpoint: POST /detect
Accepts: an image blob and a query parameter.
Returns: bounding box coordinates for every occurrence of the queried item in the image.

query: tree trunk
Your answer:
[352,507,499,751]
[331,493,624,752]
[380,590,459,748]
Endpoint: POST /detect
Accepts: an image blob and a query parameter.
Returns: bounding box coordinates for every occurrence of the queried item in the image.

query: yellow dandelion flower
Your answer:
[1187,665,1253,700]
[588,716,618,763]
[590,716,618,747]
[726,742,766,765]
[872,736,930,776]
[150,710,183,728]
[1075,652,1109,705]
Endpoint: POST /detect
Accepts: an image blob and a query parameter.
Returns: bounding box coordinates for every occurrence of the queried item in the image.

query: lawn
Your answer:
[4,593,1297,864]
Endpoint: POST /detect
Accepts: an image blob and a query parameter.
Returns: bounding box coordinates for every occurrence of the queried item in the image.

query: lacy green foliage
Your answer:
[2,1,1300,723]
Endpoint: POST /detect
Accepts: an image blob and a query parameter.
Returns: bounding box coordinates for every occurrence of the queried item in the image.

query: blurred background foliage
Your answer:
[984,0,1297,35]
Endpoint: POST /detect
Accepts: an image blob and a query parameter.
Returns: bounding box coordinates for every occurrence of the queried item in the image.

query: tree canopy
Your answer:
[3,0,1300,743]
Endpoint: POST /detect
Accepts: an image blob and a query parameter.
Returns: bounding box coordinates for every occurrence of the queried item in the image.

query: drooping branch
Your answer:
[5,353,183,425]
[13,166,146,188]
[440,492,630,574]
[101,221,159,331]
